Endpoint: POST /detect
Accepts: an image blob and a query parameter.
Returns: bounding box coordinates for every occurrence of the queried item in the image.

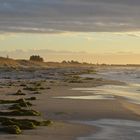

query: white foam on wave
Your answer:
[54,95,115,100]
[72,84,140,104]
[55,83,140,104]
[55,68,140,104]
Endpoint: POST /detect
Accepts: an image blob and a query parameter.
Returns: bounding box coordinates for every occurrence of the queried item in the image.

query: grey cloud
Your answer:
[0,0,140,33]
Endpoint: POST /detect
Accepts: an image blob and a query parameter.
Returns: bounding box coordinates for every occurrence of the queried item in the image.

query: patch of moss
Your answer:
[34,82,42,87]
[17,99,32,107]
[0,98,32,107]
[0,117,53,133]
[33,91,41,94]
[20,84,26,87]
[84,77,95,80]
[26,97,37,100]
[0,99,18,104]
[9,104,22,110]
[19,121,36,129]
[12,89,26,95]
[68,79,83,83]
[1,119,36,130]
[38,86,45,90]
[2,125,22,134]
[0,109,41,116]
[23,82,45,91]
[41,120,53,126]
[64,75,84,83]
[23,86,38,91]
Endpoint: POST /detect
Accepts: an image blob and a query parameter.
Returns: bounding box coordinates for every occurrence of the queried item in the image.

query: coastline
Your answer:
[0,66,140,140]
[33,84,140,140]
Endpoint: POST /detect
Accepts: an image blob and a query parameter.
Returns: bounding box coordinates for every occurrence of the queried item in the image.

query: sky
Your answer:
[0,0,140,64]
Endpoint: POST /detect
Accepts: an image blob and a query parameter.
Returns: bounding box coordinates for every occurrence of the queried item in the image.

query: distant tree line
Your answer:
[30,55,44,62]
[62,60,81,64]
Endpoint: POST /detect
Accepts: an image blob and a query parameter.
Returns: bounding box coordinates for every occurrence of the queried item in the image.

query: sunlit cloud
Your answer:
[114,32,140,38]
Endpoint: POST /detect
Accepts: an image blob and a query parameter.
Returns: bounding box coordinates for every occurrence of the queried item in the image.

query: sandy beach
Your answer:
[0,66,140,140]
[1,0,140,139]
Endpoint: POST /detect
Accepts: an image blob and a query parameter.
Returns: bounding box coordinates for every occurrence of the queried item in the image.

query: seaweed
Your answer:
[0,109,41,116]
[26,97,37,100]
[23,86,38,91]
[12,90,26,95]
[0,98,32,107]
[8,104,22,110]
[33,91,41,94]
[0,117,53,134]
[2,125,22,134]
[0,117,53,127]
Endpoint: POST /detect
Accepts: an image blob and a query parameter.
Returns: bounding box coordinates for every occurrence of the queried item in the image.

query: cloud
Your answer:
[114,32,140,38]
[0,0,140,33]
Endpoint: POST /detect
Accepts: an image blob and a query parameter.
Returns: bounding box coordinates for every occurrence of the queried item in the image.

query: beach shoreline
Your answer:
[0,66,140,140]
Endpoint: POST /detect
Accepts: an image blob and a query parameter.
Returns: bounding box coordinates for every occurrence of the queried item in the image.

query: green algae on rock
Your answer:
[0,109,41,116]
[0,117,53,134]
[2,125,22,134]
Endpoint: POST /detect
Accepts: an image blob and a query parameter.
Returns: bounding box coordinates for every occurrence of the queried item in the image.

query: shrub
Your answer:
[30,55,44,62]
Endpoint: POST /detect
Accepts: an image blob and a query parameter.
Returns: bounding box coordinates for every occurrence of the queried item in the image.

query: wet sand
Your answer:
[34,86,140,121]
[0,67,140,140]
